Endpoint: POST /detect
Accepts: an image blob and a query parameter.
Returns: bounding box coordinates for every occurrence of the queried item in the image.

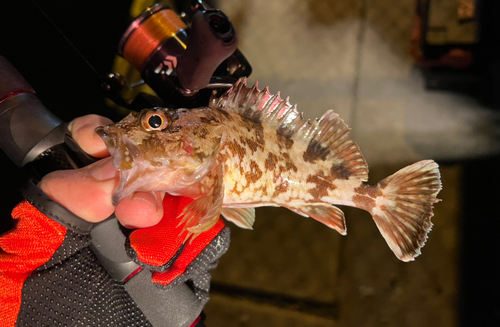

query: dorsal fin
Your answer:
[212,78,369,181]
[211,78,305,137]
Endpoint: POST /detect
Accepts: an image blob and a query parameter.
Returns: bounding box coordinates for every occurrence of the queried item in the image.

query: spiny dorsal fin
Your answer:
[212,78,305,137]
[213,78,368,181]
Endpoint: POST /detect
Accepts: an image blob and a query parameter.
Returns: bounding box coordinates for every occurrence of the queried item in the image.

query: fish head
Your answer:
[95,108,223,204]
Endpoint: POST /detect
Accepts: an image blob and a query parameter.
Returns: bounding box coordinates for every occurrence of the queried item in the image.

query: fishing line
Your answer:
[119,6,187,72]
[30,0,102,79]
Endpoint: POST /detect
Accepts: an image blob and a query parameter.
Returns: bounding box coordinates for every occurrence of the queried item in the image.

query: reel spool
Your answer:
[118,4,188,76]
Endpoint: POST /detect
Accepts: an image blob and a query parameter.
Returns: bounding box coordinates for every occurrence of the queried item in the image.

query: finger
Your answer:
[115,191,165,229]
[69,114,113,158]
[38,158,119,223]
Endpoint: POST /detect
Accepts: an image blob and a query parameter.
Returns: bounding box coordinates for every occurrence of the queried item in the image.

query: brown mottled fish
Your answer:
[96,79,442,261]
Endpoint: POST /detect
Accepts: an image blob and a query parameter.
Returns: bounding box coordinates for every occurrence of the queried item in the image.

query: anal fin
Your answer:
[221,208,255,229]
[287,203,346,235]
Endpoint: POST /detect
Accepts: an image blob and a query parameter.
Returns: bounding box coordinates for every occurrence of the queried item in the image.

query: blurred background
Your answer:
[0,0,499,326]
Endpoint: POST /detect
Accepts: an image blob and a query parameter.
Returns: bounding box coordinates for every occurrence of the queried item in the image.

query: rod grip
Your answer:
[0,56,35,102]
[0,56,93,171]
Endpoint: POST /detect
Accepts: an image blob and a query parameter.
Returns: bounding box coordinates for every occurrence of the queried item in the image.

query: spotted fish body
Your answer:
[96,79,442,262]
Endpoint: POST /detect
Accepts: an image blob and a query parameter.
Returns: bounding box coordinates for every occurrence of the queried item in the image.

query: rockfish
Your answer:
[96,79,442,261]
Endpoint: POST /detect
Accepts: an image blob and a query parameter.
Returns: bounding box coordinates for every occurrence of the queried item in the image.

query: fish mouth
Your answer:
[95,125,143,169]
[95,125,137,204]
[95,126,118,152]
[95,125,127,170]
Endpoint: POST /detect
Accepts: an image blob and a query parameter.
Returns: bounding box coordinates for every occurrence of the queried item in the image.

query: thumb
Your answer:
[38,158,119,223]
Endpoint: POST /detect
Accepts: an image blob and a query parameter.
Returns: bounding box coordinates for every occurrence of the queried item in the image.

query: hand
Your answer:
[38,114,165,228]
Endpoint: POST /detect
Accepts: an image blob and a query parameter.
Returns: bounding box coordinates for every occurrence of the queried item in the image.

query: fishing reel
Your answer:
[103,1,252,110]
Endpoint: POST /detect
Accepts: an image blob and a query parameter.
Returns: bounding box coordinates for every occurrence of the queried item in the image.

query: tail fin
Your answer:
[372,160,442,261]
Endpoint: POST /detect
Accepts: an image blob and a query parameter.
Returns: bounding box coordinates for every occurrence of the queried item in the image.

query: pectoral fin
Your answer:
[221,208,255,229]
[178,163,225,241]
[287,203,346,235]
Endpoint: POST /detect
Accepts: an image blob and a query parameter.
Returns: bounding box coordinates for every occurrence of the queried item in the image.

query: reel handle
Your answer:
[176,10,238,93]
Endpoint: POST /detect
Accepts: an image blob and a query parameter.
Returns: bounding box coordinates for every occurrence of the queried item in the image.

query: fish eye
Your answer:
[141,111,169,131]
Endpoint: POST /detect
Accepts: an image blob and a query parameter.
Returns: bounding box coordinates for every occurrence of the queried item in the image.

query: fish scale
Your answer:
[96,78,442,262]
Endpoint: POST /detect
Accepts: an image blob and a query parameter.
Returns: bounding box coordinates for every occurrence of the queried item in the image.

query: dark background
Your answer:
[0,0,132,228]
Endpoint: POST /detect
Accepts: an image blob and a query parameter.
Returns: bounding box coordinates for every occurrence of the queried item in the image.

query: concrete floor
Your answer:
[202,0,495,326]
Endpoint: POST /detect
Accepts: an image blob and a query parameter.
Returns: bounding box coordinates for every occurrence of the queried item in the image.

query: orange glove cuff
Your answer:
[0,201,66,326]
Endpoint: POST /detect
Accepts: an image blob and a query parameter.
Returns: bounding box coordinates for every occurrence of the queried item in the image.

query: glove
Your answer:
[122,194,230,327]
[127,194,229,302]
[0,184,230,327]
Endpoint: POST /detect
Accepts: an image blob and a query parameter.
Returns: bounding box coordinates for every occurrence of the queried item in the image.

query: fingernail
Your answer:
[132,191,165,219]
[67,120,74,133]
[88,158,117,181]
[131,191,157,209]
[93,130,103,140]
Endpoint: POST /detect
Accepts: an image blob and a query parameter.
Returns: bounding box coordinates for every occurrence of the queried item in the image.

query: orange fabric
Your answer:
[130,194,225,285]
[151,218,224,285]
[0,201,66,326]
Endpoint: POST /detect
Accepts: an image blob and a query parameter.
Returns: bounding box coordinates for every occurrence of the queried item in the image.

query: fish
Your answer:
[95,78,442,262]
